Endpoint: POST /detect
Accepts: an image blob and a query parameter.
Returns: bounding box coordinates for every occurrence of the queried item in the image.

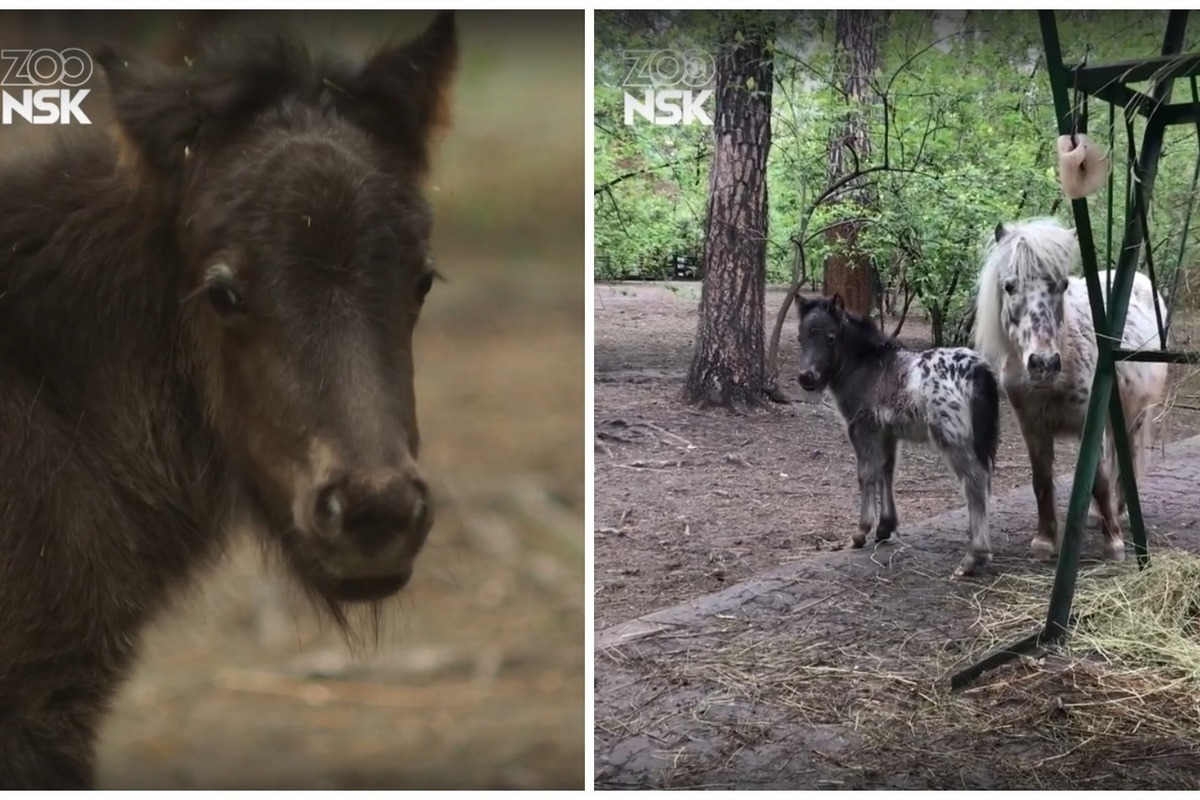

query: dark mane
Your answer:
[803,296,899,358]
[0,139,183,415]
[102,31,444,178]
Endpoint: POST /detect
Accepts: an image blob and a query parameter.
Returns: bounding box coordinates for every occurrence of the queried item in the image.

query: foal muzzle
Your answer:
[798,370,822,391]
[298,465,434,601]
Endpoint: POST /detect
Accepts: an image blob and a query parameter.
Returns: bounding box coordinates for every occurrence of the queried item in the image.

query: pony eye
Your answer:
[416,271,435,302]
[207,284,244,317]
[826,332,836,343]
[1004,281,1017,295]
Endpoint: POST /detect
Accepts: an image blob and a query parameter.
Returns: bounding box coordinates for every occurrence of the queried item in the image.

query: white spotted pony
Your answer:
[973,217,1169,562]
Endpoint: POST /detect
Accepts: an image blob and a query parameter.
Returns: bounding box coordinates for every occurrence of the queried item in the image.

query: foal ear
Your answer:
[994,222,1007,243]
[346,11,458,173]
[97,47,198,172]
[830,293,846,317]
[99,37,305,172]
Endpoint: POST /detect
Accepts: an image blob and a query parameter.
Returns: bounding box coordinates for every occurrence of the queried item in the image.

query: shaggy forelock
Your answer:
[974,217,1077,363]
[986,217,1076,286]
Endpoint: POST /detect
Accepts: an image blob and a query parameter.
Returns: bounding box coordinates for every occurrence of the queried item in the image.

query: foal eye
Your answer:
[416,271,435,302]
[826,332,836,343]
[1004,281,1017,295]
[207,284,244,317]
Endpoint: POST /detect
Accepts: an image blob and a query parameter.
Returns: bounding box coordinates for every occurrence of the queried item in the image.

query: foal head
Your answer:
[98,14,457,603]
[979,218,1076,385]
[796,294,851,392]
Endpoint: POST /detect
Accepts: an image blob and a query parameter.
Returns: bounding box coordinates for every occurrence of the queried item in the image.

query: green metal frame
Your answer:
[952,11,1198,689]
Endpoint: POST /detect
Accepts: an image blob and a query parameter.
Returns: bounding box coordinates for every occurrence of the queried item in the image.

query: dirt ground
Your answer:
[594,281,1200,789]
[0,12,585,789]
[594,282,1200,629]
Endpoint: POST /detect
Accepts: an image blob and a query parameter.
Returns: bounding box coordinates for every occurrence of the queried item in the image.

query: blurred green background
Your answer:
[0,11,584,789]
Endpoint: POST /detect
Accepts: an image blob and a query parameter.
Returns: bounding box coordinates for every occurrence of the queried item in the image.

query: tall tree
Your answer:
[822,10,885,317]
[683,15,776,409]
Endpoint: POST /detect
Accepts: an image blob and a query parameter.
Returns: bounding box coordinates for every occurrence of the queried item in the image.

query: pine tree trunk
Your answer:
[683,20,774,410]
[822,10,883,317]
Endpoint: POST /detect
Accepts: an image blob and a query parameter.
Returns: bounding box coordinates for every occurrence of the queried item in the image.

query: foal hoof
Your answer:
[953,552,991,579]
[1104,540,1128,562]
[852,527,869,548]
[1030,536,1057,561]
[874,522,896,543]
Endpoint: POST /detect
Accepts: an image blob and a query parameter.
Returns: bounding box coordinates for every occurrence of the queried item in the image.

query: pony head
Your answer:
[974,218,1076,385]
[796,293,847,392]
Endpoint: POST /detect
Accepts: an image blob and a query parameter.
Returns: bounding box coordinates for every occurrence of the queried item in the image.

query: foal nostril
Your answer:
[409,479,432,531]
[1048,353,1062,372]
[314,483,345,532]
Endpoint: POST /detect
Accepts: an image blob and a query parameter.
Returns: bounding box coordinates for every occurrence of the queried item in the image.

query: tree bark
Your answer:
[683,17,775,410]
[822,10,884,317]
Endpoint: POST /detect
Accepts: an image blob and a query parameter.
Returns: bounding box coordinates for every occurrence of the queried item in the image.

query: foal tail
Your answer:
[969,362,1001,473]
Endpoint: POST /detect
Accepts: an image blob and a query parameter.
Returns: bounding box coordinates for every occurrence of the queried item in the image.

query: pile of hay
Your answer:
[966,552,1200,740]
[599,555,1200,787]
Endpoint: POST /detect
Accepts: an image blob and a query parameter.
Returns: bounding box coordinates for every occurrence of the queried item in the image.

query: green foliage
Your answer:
[593,13,713,279]
[594,10,1200,344]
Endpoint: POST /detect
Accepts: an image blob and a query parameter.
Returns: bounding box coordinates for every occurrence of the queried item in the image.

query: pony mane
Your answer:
[841,308,893,353]
[974,217,1077,365]
[801,296,895,355]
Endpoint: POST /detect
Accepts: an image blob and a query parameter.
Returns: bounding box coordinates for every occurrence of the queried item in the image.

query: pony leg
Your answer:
[875,433,899,542]
[1112,380,1132,518]
[849,423,883,549]
[853,457,881,549]
[1116,401,1152,519]
[1017,419,1058,559]
[1092,459,1126,562]
[944,448,992,578]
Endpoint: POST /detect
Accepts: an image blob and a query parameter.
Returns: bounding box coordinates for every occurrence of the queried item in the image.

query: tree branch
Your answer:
[594,151,711,195]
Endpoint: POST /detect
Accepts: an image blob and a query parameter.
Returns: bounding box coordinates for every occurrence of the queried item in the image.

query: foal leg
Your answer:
[943,447,992,577]
[875,432,899,543]
[848,422,884,549]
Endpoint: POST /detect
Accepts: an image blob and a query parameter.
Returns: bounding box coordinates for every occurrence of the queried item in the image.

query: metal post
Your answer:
[1039,10,1116,638]
[952,10,1195,690]
[1103,13,1187,569]
[1043,12,1183,631]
